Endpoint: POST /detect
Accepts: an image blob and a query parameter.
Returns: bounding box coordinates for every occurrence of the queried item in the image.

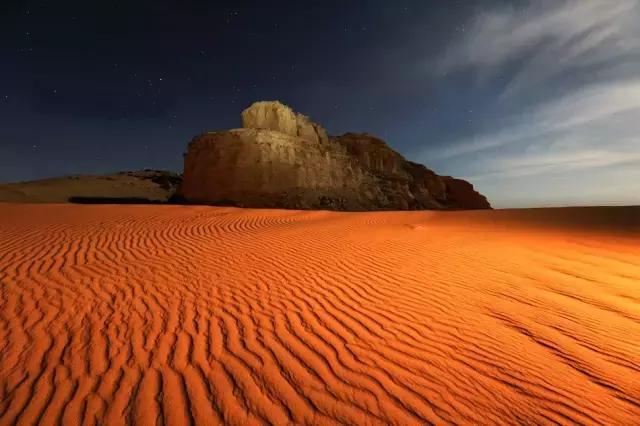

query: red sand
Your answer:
[1,204,639,425]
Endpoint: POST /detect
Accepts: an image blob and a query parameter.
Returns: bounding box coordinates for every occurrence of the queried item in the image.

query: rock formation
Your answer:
[240,100,330,145]
[180,101,490,210]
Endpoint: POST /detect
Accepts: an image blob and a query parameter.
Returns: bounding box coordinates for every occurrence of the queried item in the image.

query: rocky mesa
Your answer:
[180,101,490,210]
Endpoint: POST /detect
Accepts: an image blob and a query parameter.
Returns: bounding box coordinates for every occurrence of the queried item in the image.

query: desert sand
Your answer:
[0,204,639,425]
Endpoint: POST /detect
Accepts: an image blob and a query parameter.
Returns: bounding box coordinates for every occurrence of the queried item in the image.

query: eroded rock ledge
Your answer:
[180,101,490,210]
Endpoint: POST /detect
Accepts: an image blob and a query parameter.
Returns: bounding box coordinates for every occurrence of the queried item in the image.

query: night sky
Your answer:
[2,0,639,207]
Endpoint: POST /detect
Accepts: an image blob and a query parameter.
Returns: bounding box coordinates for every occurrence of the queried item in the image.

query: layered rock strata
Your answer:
[180,101,490,210]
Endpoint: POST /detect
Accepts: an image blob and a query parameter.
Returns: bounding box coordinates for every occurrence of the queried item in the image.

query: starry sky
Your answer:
[2,0,639,208]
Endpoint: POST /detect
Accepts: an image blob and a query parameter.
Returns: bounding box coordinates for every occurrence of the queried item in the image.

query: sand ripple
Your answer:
[1,204,639,425]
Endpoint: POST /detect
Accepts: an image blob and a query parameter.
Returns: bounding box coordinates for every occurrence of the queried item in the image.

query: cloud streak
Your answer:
[428,79,640,160]
[425,0,640,207]
[439,0,640,95]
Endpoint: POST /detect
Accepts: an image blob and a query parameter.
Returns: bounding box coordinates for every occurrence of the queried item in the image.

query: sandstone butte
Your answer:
[180,101,491,211]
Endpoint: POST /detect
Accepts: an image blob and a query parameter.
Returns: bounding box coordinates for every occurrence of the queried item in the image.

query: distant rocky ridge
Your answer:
[0,170,181,204]
[179,101,490,210]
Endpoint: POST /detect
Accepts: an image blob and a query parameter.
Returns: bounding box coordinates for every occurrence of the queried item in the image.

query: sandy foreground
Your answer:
[0,204,639,425]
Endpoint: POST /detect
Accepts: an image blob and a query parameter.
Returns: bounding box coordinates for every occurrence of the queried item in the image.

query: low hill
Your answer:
[0,170,181,204]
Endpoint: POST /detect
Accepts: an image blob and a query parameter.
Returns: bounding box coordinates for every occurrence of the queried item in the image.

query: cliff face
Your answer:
[180,101,490,210]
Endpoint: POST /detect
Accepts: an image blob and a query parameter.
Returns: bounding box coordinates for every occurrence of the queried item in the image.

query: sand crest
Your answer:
[1,204,638,425]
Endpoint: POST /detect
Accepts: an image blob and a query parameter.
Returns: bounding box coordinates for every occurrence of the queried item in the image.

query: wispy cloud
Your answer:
[427,79,640,160]
[467,145,640,181]
[439,0,640,96]
[425,0,640,207]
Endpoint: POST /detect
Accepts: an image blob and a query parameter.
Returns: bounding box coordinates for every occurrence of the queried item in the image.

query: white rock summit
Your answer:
[241,101,329,144]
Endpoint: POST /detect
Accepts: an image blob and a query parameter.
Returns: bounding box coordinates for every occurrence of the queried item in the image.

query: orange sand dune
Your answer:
[1,204,639,425]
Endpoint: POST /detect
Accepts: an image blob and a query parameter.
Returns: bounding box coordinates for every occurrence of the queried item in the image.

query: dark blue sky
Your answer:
[2,0,639,207]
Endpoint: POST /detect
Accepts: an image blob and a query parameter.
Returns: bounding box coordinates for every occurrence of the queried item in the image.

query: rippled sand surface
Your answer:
[1,204,639,425]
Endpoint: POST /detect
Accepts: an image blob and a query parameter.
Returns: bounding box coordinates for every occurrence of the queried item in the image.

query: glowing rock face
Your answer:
[181,101,490,210]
